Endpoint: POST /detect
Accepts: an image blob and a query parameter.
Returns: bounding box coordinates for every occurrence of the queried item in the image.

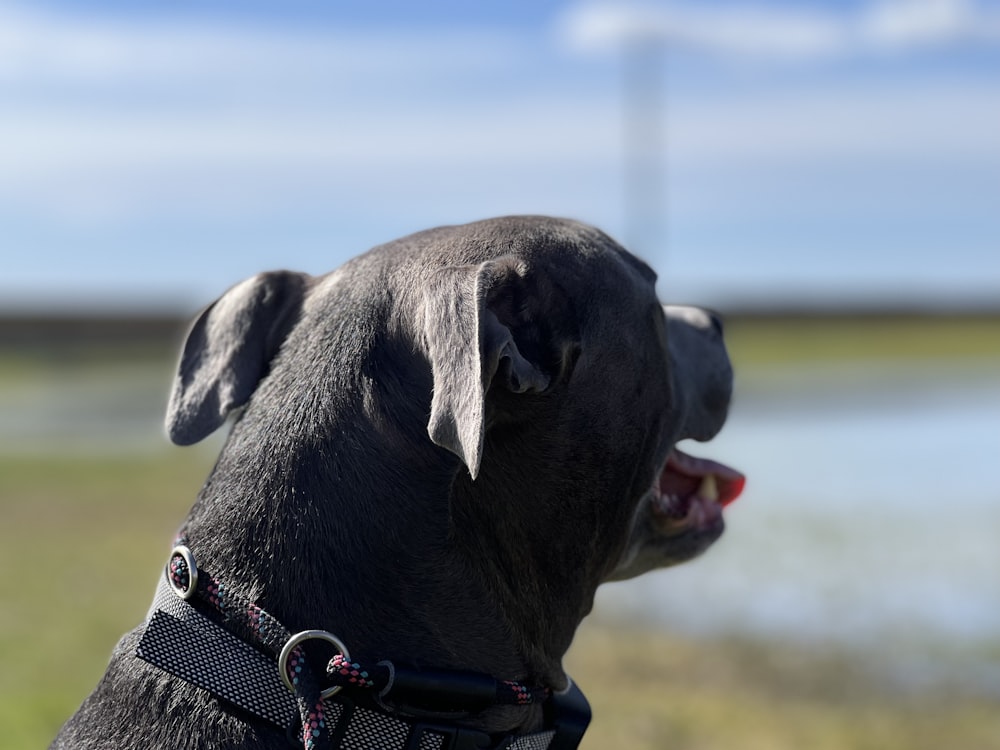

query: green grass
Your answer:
[0,451,212,747]
[2,314,998,384]
[0,346,173,388]
[567,625,1000,750]
[724,315,1000,367]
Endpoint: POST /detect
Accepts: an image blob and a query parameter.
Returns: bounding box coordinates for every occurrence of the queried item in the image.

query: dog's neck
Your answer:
[179,358,591,732]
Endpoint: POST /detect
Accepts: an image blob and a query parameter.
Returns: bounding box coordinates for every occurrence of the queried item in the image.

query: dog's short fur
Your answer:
[53,216,736,749]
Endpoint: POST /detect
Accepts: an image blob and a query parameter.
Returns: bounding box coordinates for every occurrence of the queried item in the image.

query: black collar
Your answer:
[136,547,590,750]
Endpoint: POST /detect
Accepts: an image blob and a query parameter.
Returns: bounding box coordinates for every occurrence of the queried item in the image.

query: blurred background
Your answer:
[1,0,998,748]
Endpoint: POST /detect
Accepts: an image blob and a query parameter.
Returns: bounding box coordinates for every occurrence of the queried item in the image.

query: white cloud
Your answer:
[0,4,577,221]
[560,0,1000,59]
[664,83,1000,164]
[859,0,1000,49]
[3,78,995,225]
[0,102,624,223]
[0,1,996,227]
[561,4,847,60]
[0,5,522,85]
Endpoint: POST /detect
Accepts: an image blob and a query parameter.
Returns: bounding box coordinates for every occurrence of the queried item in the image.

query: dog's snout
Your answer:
[663,304,733,442]
[663,305,721,338]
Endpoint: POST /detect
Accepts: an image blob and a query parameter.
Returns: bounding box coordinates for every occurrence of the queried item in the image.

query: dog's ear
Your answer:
[166,271,309,445]
[423,258,550,480]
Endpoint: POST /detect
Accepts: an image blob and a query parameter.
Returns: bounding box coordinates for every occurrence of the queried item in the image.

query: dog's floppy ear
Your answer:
[166,271,309,445]
[423,258,550,480]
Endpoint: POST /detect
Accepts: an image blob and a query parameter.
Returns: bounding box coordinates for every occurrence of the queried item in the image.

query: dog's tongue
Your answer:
[662,448,746,507]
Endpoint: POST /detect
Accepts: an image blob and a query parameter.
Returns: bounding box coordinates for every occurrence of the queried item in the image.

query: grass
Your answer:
[0,452,211,748]
[723,315,1000,367]
[1,314,998,385]
[567,625,1000,750]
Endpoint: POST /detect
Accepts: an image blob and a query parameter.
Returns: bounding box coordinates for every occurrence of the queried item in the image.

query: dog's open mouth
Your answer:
[652,448,746,531]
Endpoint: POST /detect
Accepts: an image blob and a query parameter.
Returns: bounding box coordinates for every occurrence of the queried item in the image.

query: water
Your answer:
[0,360,171,453]
[594,358,1000,692]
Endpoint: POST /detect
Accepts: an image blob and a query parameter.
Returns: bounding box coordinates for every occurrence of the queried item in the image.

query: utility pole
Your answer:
[621,36,667,265]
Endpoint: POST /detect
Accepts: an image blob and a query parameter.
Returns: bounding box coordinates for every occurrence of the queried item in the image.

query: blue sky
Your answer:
[1,0,998,311]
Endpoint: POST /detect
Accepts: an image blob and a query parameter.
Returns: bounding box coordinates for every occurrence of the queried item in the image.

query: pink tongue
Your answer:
[664,449,746,507]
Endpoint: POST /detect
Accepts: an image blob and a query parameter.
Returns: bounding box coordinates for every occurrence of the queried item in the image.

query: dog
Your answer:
[52,215,744,749]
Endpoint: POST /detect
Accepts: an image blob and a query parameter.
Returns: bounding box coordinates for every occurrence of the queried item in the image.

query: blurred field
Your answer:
[724,314,1000,365]
[0,452,211,747]
[2,313,998,748]
[568,626,999,750]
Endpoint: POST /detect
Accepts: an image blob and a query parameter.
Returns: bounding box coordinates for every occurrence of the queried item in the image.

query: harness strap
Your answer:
[164,543,332,747]
[139,575,297,727]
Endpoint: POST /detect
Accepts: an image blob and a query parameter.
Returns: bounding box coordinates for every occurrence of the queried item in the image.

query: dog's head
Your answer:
[163,216,742,684]
[408,218,745,587]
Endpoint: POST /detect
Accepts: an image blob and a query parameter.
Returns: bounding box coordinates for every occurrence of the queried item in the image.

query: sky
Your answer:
[1,0,998,312]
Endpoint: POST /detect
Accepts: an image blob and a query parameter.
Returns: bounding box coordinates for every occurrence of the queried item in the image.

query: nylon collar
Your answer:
[136,545,590,750]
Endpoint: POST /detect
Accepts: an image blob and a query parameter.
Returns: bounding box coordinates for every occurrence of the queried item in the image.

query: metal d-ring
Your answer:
[167,545,198,600]
[279,630,351,700]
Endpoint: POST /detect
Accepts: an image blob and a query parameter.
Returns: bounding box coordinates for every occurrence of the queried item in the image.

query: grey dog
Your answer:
[52,216,744,749]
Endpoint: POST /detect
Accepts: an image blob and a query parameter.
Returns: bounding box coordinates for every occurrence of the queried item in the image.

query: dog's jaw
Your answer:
[606,450,745,583]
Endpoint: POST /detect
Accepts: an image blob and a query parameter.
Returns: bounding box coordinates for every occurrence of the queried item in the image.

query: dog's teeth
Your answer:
[697,474,719,503]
